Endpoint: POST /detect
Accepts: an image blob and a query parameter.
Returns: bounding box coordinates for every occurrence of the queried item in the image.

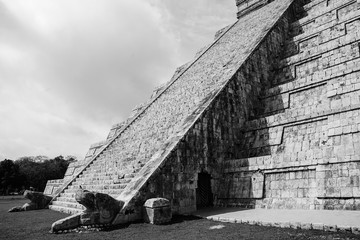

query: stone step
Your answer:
[81,185,126,192]
[75,178,132,185]
[74,178,132,185]
[76,173,138,183]
[85,158,144,167]
[81,168,106,174]
[81,166,141,175]
[87,161,116,167]
[68,183,127,191]
[79,171,125,178]
[63,186,124,196]
[82,163,110,169]
[59,192,75,199]
[49,204,84,215]
[70,179,115,186]
[66,186,81,191]
[52,200,85,210]
[64,188,78,194]
[57,196,77,203]
[76,176,131,183]
[76,175,113,181]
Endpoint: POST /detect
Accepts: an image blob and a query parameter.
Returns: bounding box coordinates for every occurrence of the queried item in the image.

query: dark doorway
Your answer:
[196,172,213,209]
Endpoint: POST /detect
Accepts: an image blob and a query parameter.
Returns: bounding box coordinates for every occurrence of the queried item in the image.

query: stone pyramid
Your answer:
[45,0,360,225]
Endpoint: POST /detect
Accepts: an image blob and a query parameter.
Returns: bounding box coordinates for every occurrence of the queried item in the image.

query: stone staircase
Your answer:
[219,0,360,210]
[49,149,142,214]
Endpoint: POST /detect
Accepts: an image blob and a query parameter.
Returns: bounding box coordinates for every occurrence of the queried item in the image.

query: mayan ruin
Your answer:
[41,0,360,232]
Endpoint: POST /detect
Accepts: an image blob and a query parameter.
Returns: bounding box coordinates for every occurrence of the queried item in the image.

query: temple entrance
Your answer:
[196,172,213,209]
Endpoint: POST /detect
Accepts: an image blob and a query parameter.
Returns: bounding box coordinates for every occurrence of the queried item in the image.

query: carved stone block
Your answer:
[143,198,172,225]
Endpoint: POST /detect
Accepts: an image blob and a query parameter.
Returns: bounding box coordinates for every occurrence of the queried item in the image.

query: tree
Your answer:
[0,155,71,194]
[0,159,23,195]
[16,158,42,191]
[15,156,70,192]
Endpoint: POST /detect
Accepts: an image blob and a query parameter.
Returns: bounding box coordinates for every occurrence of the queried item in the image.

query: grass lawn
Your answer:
[0,197,359,240]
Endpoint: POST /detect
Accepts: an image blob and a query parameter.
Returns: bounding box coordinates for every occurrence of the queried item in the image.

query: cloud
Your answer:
[149,0,236,59]
[0,0,236,160]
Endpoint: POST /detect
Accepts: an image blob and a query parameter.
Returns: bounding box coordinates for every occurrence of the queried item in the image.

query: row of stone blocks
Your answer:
[290,0,358,37]
[246,1,360,132]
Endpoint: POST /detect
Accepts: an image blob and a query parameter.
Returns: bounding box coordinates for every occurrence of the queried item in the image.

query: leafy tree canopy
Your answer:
[0,155,72,194]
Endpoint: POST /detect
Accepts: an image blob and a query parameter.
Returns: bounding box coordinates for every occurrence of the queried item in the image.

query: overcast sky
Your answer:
[0,0,236,160]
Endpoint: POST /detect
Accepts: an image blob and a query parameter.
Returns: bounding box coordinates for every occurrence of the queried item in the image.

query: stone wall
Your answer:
[219,0,360,210]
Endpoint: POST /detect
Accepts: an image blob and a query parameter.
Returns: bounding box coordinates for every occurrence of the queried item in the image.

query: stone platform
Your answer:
[194,208,360,235]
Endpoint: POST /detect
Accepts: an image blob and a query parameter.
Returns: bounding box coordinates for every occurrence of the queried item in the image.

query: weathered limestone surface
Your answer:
[9,190,52,212]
